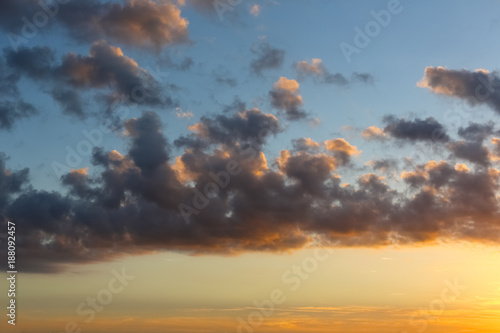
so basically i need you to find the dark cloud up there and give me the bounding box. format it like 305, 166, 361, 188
0, 58, 37, 129
418, 66, 500, 113
0, 0, 40, 32
57, 41, 167, 106
0, 154, 29, 211
383, 116, 450, 142
3, 41, 174, 119
175, 108, 281, 149
124, 112, 170, 175
0, 100, 36, 130
457, 121, 498, 142
4, 45, 55, 80
1, 109, 500, 273
447, 140, 491, 167
250, 42, 285, 75
50, 87, 85, 118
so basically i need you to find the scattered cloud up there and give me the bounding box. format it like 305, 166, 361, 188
294, 58, 374, 86
269, 77, 308, 120
250, 42, 285, 75
418, 66, 500, 113
383, 116, 450, 143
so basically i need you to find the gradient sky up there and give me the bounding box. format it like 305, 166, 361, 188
1, 0, 500, 332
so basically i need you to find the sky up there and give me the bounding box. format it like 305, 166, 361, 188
0, 0, 500, 332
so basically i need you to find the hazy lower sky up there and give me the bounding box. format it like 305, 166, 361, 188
1, 0, 500, 332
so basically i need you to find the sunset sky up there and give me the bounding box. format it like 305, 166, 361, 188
1, 0, 500, 332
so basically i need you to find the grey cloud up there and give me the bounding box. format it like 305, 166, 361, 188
383, 116, 450, 142
250, 42, 285, 75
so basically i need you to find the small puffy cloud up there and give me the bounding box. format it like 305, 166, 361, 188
295, 58, 324, 76
362, 126, 387, 141
324, 138, 361, 165
269, 77, 308, 120
324, 138, 360, 156
250, 42, 285, 75
273, 76, 300, 92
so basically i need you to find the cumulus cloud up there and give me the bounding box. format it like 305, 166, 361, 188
2, 108, 500, 273
176, 108, 281, 149
418, 66, 500, 113
362, 126, 387, 141
250, 42, 285, 75
2, 0, 189, 50
324, 138, 361, 165
269, 77, 308, 120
